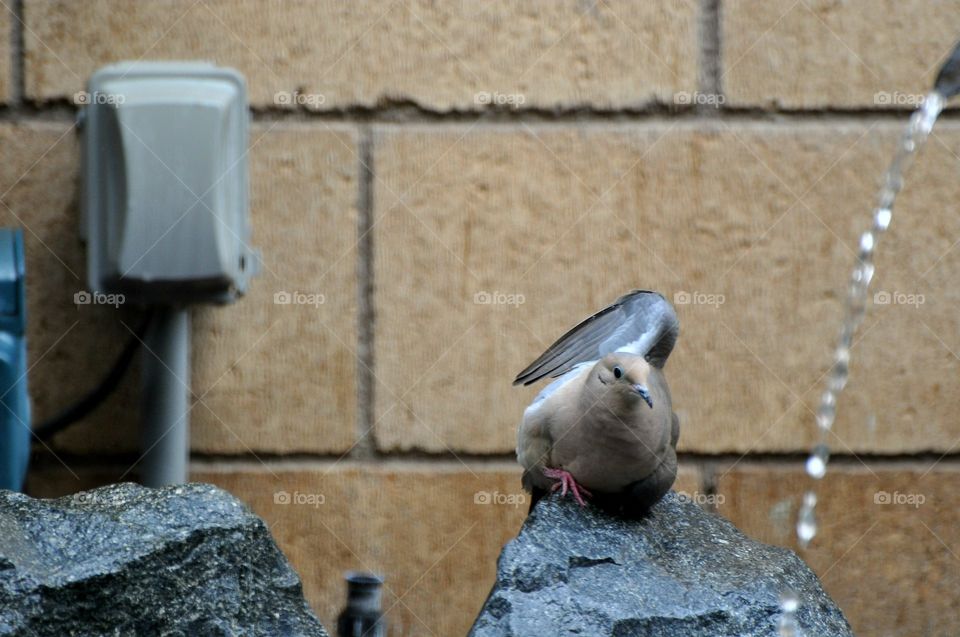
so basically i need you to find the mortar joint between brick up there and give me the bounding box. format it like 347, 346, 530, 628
696, 462, 719, 513
9, 103, 960, 125
9, 0, 24, 106
696, 0, 723, 117
352, 124, 377, 460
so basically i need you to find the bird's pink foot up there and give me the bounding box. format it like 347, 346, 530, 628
542, 467, 592, 506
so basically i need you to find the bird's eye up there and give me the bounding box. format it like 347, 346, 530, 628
613, 366, 623, 379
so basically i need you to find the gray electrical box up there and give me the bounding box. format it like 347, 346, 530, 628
82, 61, 256, 304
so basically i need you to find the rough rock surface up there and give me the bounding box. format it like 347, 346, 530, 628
470, 491, 852, 637
0, 482, 328, 636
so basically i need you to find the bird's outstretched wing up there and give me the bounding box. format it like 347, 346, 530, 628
513, 290, 679, 386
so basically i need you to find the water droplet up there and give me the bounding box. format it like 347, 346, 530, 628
806, 445, 829, 479
820, 391, 836, 408
778, 618, 799, 637
873, 207, 892, 232
780, 589, 800, 614
797, 492, 818, 547
845, 293, 866, 325
827, 373, 847, 393
797, 526, 816, 548
827, 372, 846, 393
816, 406, 835, 431
888, 145, 916, 181
837, 325, 854, 349
884, 172, 903, 196
806, 455, 826, 480
919, 92, 945, 135
828, 350, 849, 392
778, 588, 801, 637
858, 232, 875, 261
878, 186, 896, 210
834, 346, 850, 364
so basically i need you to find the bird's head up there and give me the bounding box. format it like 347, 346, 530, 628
595, 354, 654, 408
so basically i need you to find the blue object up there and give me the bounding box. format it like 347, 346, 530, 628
0, 229, 29, 491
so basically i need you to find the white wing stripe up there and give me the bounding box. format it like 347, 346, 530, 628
525, 363, 592, 415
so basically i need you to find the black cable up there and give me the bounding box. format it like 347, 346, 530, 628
34, 311, 154, 441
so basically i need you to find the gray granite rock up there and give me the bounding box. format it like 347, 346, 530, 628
470, 491, 853, 637
0, 482, 328, 637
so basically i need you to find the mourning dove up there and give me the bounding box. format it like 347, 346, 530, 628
515, 290, 680, 515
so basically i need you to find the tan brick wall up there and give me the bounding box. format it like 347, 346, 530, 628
0, 122, 358, 455
192, 124, 359, 454
723, 0, 960, 108
0, 122, 142, 454
23, 0, 698, 110
6, 2, 960, 635
0, 7, 9, 102
374, 122, 960, 454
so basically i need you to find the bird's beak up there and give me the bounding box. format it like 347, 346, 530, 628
633, 384, 653, 408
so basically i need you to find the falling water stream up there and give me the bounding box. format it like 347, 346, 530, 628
777, 42, 960, 636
